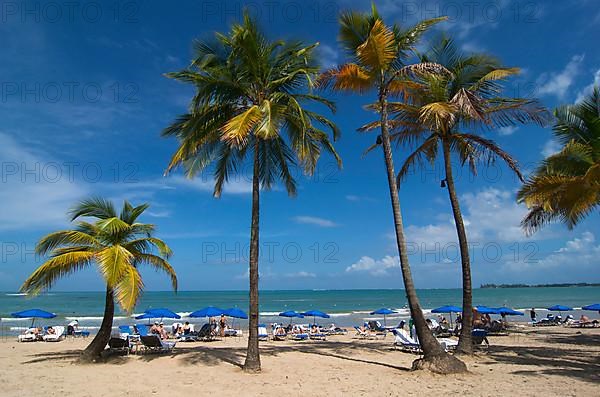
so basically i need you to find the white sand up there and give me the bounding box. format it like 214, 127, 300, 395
1, 326, 598, 396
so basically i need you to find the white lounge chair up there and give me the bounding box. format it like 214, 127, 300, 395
392, 328, 458, 353
17, 328, 39, 342
258, 324, 268, 341
43, 326, 65, 342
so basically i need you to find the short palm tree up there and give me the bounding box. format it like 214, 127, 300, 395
21, 198, 177, 362
162, 14, 340, 372
390, 37, 548, 354
318, 7, 466, 373
518, 87, 600, 232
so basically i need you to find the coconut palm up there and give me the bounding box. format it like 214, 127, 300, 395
20, 198, 177, 362
318, 7, 466, 373
389, 37, 548, 354
518, 87, 600, 233
162, 14, 340, 372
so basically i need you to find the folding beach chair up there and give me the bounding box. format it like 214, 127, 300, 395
107, 337, 130, 355
140, 335, 176, 354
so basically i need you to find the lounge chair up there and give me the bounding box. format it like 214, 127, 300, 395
292, 333, 309, 341
472, 329, 489, 350
392, 329, 458, 353
43, 326, 64, 342
107, 337, 130, 355
140, 335, 176, 354
178, 324, 200, 342
17, 328, 39, 342
354, 326, 379, 339
119, 325, 132, 338
258, 324, 268, 341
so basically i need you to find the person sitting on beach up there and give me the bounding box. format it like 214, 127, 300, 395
275, 326, 286, 336
219, 314, 227, 337
438, 315, 449, 328
150, 321, 160, 335
46, 326, 55, 335
209, 318, 218, 336
310, 324, 318, 333
158, 322, 169, 339
183, 321, 191, 335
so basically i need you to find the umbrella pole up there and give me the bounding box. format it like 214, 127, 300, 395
450, 312, 453, 329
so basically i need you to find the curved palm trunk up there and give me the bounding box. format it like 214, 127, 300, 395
441, 138, 473, 354
80, 286, 114, 362
379, 92, 465, 373
243, 141, 261, 372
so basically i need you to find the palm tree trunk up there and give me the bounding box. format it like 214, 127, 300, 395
243, 140, 261, 372
442, 138, 473, 354
379, 91, 466, 373
79, 285, 114, 363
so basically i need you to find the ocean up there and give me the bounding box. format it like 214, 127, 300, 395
2, 287, 599, 336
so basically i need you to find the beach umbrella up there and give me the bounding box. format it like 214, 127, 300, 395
474, 306, 498, 315
224, 308, 248, 319
189, 306, 225, 318
224, 308, 248, 329
547, 305, 572, 316
431, 305, 462, 327
369, 308, 397, 327
278, 311, 304, 325
11, 309, 56, 327
494, 307, 524, 316
582, 303, 600, 311
301, 310, 330, 326
136, 308, 181, 322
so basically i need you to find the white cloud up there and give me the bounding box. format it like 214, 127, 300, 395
0, 132, 88, 231
284, 271, 316, 279
293, 216, 338, 228
345, 194, 375, 202
576, 68, 600, 103
537, 55, 585, 98
498, 126, 518, 136
504, 231, 600, 272
345, 255, 399, 276
542, 139, 561, 157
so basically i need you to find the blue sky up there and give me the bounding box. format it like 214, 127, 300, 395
0, 0, 599, 291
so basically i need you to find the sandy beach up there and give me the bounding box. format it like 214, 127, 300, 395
1, 326, 598, 396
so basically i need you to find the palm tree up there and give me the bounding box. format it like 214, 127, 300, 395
318, 7, 466, 373
162, 14, 340, 372
20, 198, 177, 362
518, 87, 600, 233
389, 37, 548, 354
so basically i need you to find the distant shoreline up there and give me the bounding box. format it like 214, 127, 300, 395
480, 283, 600, 289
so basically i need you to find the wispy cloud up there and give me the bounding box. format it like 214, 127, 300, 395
576, 68, 600, 102
542, 139, 561, 157
537, 55, 585, 99
284, 271, 316, 279
498, 126, 518, 136
346, 255, 399, 276
293, 215, 338, 228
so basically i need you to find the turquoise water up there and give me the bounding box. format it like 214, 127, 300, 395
2, 288, 599, 335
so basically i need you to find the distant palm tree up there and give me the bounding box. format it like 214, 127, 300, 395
518, 87, 600, 233
390, 37, 548, 354
21, 198, 177, 362
162, 14, 340, 372
318, 6, 466, 373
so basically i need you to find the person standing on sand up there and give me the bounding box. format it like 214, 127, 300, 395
219, 314, 227, 337
530, 308, 537, 323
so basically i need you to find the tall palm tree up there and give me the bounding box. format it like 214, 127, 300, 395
318, 7, 466, 373
518, 87, 600, 233
162, 14, 340, 372
389, 37, 548, 354
21, 198, 177, 362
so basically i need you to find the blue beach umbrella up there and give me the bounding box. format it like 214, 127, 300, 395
582, 303, 600, 311
224, 308, 247, 329
301, 310, 330, 326
547, 305, 572, 316
370, 308, 397, 327
11, 309, 56, 327
224, 308, 248, 319
494, 307, 524, 316
431, 305, 462, 327
136, 308, 181, 322
475, 306, 499, 315
279, 310, 304, 325
189, 306, 225, 318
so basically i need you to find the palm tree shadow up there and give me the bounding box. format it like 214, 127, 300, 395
487, 332, 600, 383
21, 350, 82, 364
